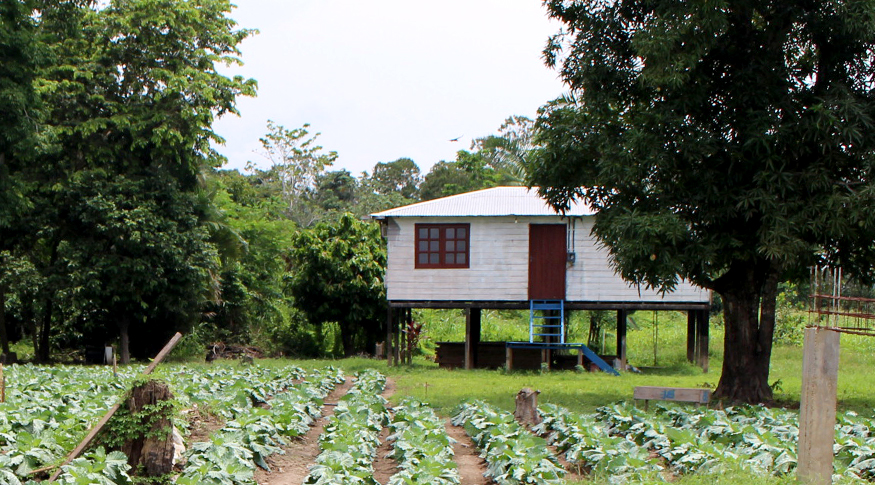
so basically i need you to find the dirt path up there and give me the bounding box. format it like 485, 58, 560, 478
547, 444, 585, 482
445, 420, 491, 485
255, 377, 354, 485
372, 377, 398, 484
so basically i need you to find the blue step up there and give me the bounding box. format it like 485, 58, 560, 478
529, 299, 565, 344
579, 344, 620, 376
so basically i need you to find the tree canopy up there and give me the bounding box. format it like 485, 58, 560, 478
0, 0, 256, 362
287, 214, 386, 356
531, 0, 875, 402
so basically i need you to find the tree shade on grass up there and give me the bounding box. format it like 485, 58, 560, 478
531, 0, 875, 403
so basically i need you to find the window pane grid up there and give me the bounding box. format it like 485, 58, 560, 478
415, 223, 470, 269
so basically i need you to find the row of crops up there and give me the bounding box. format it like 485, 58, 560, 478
531, 402, 875, 484
0, 364, 345, 485
7, 363, 875, 485
303, 369, 461, 485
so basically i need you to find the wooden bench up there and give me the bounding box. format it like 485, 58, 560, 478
633, 386, 710, 410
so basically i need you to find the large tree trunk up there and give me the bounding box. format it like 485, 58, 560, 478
37, 298, 52, 363
0, 285, 9, 355
339, 322, 355, 357
24, 297, 38, 361
119, 316, 131, 364
713, 260, 780, 403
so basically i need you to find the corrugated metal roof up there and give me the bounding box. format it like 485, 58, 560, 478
370, 186, 593, 218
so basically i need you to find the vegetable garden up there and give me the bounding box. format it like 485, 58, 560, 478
2, 362, 875, 484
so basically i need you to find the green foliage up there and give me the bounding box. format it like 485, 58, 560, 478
288, 214, 386, 356
452, 400, 565, 485
773, 292, 806, 346
174, 365, 344, 484
532, 0, 875, 403
99, 394, 176, 451
304, 369, 388, 485
369, 158, 421, 200
388, 398, 460, 485
0, 0, 257, 362
471, 115, 535, 184
419, 150, 517, 201
535, 401, 875, 482
57, 447, 132, 485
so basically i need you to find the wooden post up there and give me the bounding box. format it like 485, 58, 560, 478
405, 309, 413, 365
686, 310, 696, 363
505, 346, 514, 372
616, 309, 627, 370
465, 308, 481, 370
45, 332, 183, 482
393, 309, 400, 366
386, 306, 394, 366
0, 363, 4, 403
696, 310, 709, 372
798, 327, 840, 485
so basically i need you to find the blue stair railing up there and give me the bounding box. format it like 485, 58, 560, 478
529, 300, 565, 343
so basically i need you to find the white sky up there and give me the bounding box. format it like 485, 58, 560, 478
212, 1, 566, 177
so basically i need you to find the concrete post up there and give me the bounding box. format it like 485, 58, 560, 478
798, 327, 841, 485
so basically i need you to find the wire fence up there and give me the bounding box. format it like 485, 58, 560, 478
809, 267, 875, 336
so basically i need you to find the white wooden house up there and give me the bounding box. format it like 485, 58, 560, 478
371, 186, 712, 371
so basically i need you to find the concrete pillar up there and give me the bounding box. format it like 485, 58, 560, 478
798, 327, 840, 485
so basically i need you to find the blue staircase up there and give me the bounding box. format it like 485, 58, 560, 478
578, 344, 620, 376
520, 299, 619, 376
529, 300, 565, 343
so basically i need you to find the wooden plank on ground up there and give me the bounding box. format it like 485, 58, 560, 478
633, 386, 710, 404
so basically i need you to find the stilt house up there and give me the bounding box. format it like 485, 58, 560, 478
371, 186, 711, 372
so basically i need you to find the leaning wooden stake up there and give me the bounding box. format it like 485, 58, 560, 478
44, 332, 183, 482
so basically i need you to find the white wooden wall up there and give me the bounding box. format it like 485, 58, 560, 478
384, 216, 709, 303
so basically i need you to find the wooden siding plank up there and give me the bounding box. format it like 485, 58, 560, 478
385, 215, 709, 303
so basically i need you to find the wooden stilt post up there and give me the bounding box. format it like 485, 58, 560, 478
696, 309, 709, 372
386, 306, 394, 366
616, 309, 627, 370
405, 309, 413, 365
465, 308, 481, 370
393, 309, 400, 366
686, 310, 696, 363
798, 327, 840, 485
505, 346, 514, 372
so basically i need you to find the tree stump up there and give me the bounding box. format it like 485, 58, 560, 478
121, 380, 176, 477
513, 388, 541, 426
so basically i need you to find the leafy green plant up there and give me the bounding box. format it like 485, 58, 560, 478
387, 398, 459, 485
305, 370, 388, 485
452, 400, 565, 485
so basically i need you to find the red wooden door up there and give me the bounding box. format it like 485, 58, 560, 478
528, 224, 567, 300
